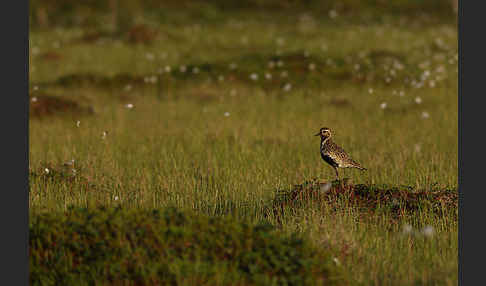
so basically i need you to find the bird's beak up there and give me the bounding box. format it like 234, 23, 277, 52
314, 132, 320, 136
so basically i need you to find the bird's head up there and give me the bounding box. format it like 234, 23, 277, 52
315, 127, 332, 140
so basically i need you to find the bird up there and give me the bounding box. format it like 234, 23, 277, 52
315, 127, 366, 181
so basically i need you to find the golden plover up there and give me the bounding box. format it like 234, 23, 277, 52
315, 127, 366, 181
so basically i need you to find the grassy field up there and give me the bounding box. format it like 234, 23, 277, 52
29, 1, 458, 285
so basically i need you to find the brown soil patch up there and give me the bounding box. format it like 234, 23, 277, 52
30, 95, 94, 118
272, 179, 457, 218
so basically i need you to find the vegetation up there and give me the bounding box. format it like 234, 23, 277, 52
29, 0, 458, 284
30, 207, 343, 285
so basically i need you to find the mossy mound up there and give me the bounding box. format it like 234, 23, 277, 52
273, 179, 457, 218
30, 207, 343, 285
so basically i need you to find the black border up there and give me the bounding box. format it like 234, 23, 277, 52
459, 0, 482, 285
0, 0, 29, 284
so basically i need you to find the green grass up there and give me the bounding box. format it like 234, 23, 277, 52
29, 2, 457, 285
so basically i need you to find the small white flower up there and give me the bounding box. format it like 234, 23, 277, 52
224, 112, 230, 117
76, 120, 80, 127
265, 73, 272, 80
402, 224, 413, 235
380, 102, 387, 109
319, 182, 332, 193
114, 196, 119, 201
415, 97, 422, 104
72, 169, 77, 175
421, 226, 435, 237
250, 73, 259, 81
429, 80, 436, 88
125, 103, 134, 109
308, 63, 316, 71
31, 97, 38, 102
329, 10, 338, 19
164, 65, 171, 73
421, 111, 430, 119
44, 168, 50, 174
368, 88, 373, 94
145, 53, 155, 61
333, 257, 340, 266
283, 83, 292, 92
102, 131, 108, 139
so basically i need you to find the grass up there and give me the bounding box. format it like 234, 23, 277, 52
29, 2, 457, 285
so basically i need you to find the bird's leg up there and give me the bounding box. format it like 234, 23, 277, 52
334, 167, 344, 189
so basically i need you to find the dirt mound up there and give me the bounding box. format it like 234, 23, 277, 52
273, 179, 457, 217
29, 95, 94, 118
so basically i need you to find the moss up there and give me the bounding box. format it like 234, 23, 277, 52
30, 207, 343, 285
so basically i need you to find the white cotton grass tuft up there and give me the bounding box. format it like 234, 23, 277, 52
402, 224, 413, 235
319, 182, 332, 193
415, 97, 422, 104
125, 103, 134, 109
421, 111, 430, 119
421, 225, 435, 237
380, 102, 387, 109
283, 83, 292, 92
333, 257, 340, 266
224, 112, 230, 117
